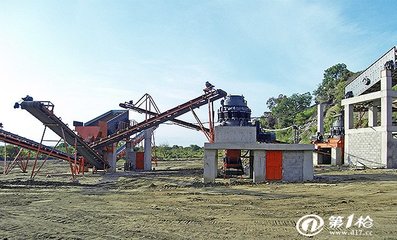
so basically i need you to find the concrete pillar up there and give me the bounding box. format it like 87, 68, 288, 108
144, 128, 153, 171
381, 70, 393, 129
105, 144, 117, 173
380, 70, 392, 167
381, 69, 392, 91
253, 150, 266, 183
312, 151, 323, 165
317, 103, 324, 134
331, 147, 342, 165
303, 150, 314, 181
3, 142, 6, 175
368, 103, 378, 127
203, 149, 218, 183
343, 133, 350, 166
345, 104, 354, 130
343, 102, 353, 166
125, 141, 136, 171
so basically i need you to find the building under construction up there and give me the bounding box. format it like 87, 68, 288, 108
313, 46, 397, 169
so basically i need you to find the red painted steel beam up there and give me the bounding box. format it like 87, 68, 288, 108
119, 103, 210, 133
91, 88, 226, 149
0, 129, 73, 162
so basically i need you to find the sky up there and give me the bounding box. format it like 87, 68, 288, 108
0, 0, 397, 146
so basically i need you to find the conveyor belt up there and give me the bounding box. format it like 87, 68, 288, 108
0, 129, 73, 161
91, 88, 227, 149
345, 46, 397, 97
119, 103, 210, 133
19, 101, 109, 169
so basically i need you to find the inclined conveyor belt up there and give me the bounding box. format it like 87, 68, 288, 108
19, 101, 109, 169
0, 128, 73, 161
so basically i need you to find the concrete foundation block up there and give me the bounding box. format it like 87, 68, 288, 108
214, 126, 256, 143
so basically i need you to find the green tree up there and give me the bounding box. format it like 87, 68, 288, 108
313, 63, 352, 103
266, 92, 312, 128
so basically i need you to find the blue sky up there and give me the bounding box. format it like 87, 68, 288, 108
1, 0, 397, 146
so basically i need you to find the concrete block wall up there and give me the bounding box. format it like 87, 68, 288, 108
345, 131, 382, 167
282, 151, 313, 182
282, 151, 303, 182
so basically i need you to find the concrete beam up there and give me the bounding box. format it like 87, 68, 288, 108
345, 126, 397, 133
341, 91, 381, 106
341, 90, 397, 106
204, 142, 314, 151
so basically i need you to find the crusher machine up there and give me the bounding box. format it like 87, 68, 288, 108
217, 95, 275, 176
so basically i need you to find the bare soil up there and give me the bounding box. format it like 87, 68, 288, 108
0, 159, 396, 239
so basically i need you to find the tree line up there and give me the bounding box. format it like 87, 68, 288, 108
260, 63, 354, 143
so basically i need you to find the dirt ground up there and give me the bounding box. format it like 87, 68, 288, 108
0, 159, 396, 240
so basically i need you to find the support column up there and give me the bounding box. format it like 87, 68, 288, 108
380, 70, 393, 167
3, 142, 6, 175
331, 147, 342, 165
345, 104, 354, 130
125, 141, 136, 171
312, 151, 323, 165
317, 103, 324, 134
368, 103, 378, 127
203, 149, 218, 183
344, 103, 353, 166
253, 150, 265, 183
380, 70, 392, 129
144, 128, 153, 171
303, 150, 314, 181
105, 144, 117, 173
249, 150, 253, 179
